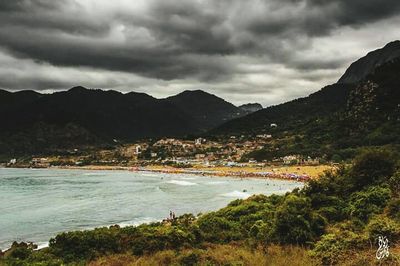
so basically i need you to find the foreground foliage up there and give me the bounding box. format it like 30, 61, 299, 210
1, 150, 399, 265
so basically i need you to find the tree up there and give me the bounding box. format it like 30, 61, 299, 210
269, 195, 325, 244
350, 150, 396, 189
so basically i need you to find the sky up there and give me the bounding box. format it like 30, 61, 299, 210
0, 0, 399, 106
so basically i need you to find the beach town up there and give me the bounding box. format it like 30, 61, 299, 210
4, 136, 332, 181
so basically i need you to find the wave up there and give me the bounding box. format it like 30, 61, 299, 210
118, 217, 158, 227
268, 188, 293, 194
35, 242, 49, 250
167, 180, 197, 186
180, 177, 196, 180
206, 181, 227, 185
221, 190, 250, 199
83, 173, 105, 176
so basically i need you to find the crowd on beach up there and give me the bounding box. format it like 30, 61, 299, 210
132, 167, 311, 182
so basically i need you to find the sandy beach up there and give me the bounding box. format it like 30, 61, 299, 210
131, 164, 333, 181
9, 163, 333, 182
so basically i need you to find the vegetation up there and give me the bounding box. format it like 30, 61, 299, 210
213, 58, 400, 162
1, 150, 399, 265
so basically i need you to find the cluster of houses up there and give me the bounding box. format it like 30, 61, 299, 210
7, 122, 321, 167
120, 135, 320, 167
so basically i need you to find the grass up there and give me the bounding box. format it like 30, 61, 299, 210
89, 244, 316, 266
88, 243, 400, 266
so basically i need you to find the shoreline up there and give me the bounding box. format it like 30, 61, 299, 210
2, 164, 333, 182
0, 168, 305, 253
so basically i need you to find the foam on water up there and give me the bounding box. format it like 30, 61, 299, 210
180, 176, 197, 180
118, 217, 158, 227
221, 190, 251, 199
167, 180, 197, 186
83, 173, 105, 176
206, 181, 227, 185
35, 242, 49, 250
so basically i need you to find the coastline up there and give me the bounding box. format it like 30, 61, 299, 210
0, 167, 304, 253
2, 164, 332, 181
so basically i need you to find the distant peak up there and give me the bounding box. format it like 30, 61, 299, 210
239, 103, 263, 113
68, 86, 89, 92
168, 89, 219, 100
338, 40, 400, 84
383, 40, 400, 48
179, 89, 209, 95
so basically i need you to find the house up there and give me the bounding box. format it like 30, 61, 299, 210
256, 134, 272, 139
270, 123, 278, 128
282, 155, 299, 165
195, 138, 206, 145
135, 145, 142, 154
31, 157, 50, 168
195, 154, 206, 160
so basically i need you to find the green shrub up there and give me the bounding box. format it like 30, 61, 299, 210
347, 186, 391, 221
387, 198, 400, 221
350, 150, 396, 190
311, 230, 365, 265
366, 216, 400, 243
197, 215, 242, 243
268, 194, 326, 244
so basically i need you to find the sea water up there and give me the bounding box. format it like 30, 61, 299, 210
0, 168, 303, 250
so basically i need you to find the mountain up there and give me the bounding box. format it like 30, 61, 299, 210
213, 83, 352, 135
212, 41, 400, 159
0, 88, 254, 156
338, 40, 400, 84
164, 90, 244, 131
238, 103, 263, 114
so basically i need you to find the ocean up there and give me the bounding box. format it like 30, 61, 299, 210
0, 168, 303, 250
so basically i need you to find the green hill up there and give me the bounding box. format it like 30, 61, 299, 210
211, 42, 400, 160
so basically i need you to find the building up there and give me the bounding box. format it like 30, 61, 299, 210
282, 155, 298, 165
195, 138, 206, 145
256, 134, 272, 139
135, 145, 142, 154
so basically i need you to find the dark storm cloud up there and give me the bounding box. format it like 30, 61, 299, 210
0, 0, 399, 105
247, 0, 400, 37
1, 0, 399, 75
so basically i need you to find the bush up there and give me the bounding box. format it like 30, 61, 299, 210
350, 150, 396, 190
366, 216, 400, 243
389, 171, 400, 197
197, 215, 242, 243
178, 250, 201, 266
268, 195, 326, 244
311, 230, 365, 265
347, 186, 391, 221
387, 198, 400, 221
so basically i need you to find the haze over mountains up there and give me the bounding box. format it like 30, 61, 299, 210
1, 41, 399, 157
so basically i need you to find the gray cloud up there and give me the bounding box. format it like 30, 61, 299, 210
0, 0, 399, 105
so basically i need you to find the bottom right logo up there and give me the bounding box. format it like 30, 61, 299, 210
376, 235, 390, 260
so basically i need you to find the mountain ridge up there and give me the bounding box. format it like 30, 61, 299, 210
338, 40, 400, 84
0, 88, 260, 156
211, 41, 400, 159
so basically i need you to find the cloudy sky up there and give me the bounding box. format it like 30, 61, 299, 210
0, 0, 399, 106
